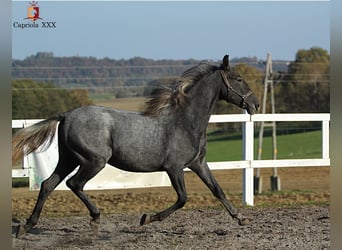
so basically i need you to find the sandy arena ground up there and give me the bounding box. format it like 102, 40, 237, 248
12, 167, 330, 249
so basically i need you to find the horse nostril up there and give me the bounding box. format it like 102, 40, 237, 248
256, 104, 260, 110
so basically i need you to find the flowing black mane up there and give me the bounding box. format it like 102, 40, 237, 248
143, 61, 219, 116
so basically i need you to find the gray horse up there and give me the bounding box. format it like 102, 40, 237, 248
13, 55, 259, 237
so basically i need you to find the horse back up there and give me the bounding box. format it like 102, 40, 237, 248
59, 106, 169, 171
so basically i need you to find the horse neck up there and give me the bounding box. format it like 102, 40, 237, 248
178, 71, 221, 133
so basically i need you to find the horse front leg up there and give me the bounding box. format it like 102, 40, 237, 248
189, 159, 250, 226
140, 167, 187, 225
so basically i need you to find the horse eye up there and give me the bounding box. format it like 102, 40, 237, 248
237, 77, 243, 82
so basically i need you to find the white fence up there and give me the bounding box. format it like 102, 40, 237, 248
12, 113, 330, 206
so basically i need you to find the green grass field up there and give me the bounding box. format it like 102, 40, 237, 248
206, 130, 322, 162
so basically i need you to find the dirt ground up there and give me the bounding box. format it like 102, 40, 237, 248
12, 206, 329, 249
12, 167, 330, 249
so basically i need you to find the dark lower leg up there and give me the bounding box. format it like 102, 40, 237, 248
140, 168, 187, 225
190, 163, 249, 225
66, 178, 101, 235
66, 179, 101, 221
17, 172, 63, 237
65, 163, 106, 235
140, 195, 186, 225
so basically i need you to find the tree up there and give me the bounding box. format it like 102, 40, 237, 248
12, 79, 93, 119
277, 47, 330, 113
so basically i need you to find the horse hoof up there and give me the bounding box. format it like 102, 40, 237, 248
238, 217, 250, 226
140, 214, 151, 225
16, 225, 27, 238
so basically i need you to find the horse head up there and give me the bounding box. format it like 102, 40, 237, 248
219, 55, 259, 115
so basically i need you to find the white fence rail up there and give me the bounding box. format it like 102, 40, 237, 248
12, 113, 330, 206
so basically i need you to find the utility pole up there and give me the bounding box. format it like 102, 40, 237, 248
254, 53, 280, 194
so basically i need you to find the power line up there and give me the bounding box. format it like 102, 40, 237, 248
11, 64, 195, 70
12, 76, 176, 80
11, 77, 330, 84
12, 85, 148, 91
11, 61, 328, 70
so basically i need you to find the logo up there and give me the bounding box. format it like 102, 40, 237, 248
25, 1, 42, 21
13, 1, 56, 30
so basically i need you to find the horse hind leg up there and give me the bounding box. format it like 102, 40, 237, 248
16, 159, 78, 238
140, 167, 187, 225
65, 161, 105, 235
189, 161, 249, 226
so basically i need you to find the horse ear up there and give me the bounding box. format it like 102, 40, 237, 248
222, 55, 229, 70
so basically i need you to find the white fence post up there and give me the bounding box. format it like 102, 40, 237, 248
242, 111, 254, 206
322, 120, 329, 159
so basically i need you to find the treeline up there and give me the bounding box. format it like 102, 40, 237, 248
12, 52, 288, 98
276, 48, 330, 113
12, 52, 199, 90
12, 47, 329, 122
12, 79, 93, 119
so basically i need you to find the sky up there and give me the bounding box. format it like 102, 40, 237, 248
12, 1, 330, 61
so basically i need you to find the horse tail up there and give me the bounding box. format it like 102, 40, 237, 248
12, 113, 65, 163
